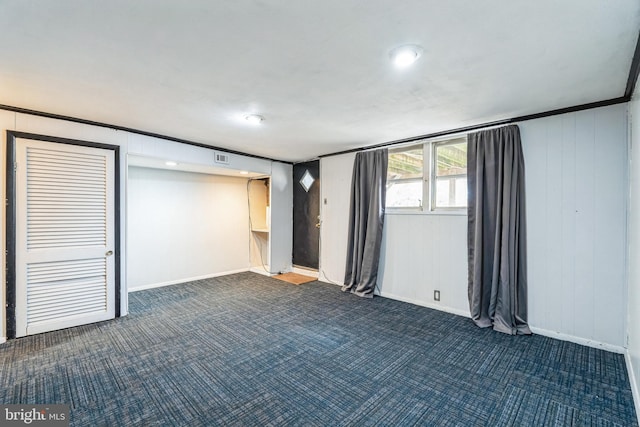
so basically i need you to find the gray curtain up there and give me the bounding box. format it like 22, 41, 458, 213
343, 149, 388, 298
467, 125, 531, 335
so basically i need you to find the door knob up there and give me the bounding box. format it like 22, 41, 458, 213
106, 250, 113, 256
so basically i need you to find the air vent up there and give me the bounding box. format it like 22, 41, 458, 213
215, 153, 229, 165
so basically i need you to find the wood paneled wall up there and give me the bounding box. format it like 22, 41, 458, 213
522, 104, 628, 348
320, 104, 629, 350
627, 89, 640, 421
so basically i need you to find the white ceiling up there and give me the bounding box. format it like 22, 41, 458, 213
1, 1, 639, 162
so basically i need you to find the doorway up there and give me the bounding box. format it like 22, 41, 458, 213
6, 132, 119, 338
292, 160, 320, 270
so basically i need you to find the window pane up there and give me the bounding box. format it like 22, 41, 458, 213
433, 139, 467, 209
388, 148, 423, 180
386, 180, 422, 208
455, 177, 467, 206
435, 177, 467, 208
436, 142, 467, 177
435, 179, 450, 207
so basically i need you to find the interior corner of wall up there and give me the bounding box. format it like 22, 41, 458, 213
624, 349, 640, 426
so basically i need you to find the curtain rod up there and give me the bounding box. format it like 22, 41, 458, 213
318, 96, 628, 158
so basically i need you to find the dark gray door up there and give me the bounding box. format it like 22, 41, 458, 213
293, 160, 320, 269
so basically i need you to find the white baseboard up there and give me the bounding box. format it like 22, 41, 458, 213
249, 267, 273, 276
128, 268, 250, 292
368, 292, 626, 355
292, 267, 319, 278
529, 326, 625, 354
318, 275, 343, 287
378, 291, 472, 319
318, 283, 470, 318
625, 350, 640, 426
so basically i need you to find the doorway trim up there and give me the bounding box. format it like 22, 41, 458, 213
5, 131, 121, 339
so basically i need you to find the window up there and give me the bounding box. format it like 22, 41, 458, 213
386, 146, 424, 208
386, 136, 467, 212
432, 138, 467, 209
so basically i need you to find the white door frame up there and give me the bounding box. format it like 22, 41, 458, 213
4, 131, 121, 338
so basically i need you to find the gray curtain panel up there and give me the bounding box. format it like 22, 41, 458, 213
467, 125, 531, 335
343, 149, 388, 298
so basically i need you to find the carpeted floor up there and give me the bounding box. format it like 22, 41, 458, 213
0, 272, 637, 426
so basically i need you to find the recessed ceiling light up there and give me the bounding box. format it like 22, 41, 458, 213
389, 45, 423, 68
239, 171, 249, 175
165, 161, 178, 166
244, 114, 264, 125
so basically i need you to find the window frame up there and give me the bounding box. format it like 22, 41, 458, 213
385, 135, 468, 215
386, 144, 427, 210
430, 137, 468, 212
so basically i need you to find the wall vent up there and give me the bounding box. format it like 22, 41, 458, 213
215, 153, 229, 165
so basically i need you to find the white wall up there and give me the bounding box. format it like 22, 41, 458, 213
127, 132, 272, 177
127, 129, 293, 278
319, 152, 356, 285
127, 167, 250, 290
269, 161, 293, 275
0, 111, 130, 341
379, 214, 469, 316
627, 89, 640, 417
319, 152, 469, 316
319, 103, 629, 350
1, 109, 292, 341
522, 104, 628, 350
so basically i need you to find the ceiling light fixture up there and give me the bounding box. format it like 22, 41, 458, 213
239, 171, 249, 175
165, 161, 178, 166
244, 114, 264, 125
389, 45, 423, 68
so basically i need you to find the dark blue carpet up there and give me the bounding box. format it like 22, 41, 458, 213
1, 272, 637, 426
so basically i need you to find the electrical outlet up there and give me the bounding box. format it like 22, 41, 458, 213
434, 290, 440, 301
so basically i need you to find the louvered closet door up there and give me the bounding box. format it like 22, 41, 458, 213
15, 138, 115, 337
